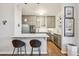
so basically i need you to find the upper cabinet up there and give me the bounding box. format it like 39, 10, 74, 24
22, 15, 36, 25
36, 16, 45, 28
47, 16, 55, 28
22, 15, 55, 28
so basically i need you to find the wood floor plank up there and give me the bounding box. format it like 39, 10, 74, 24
47, 40, 64, 56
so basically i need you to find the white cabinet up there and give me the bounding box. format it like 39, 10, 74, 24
36, 16, 45, 27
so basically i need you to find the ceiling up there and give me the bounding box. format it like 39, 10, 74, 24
21, 3, 63, 16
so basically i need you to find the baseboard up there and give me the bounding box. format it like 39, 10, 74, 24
0, 51, 47, 54
0, 52, 12, 54
0, 51, 48, 56
77, 53, 79, 56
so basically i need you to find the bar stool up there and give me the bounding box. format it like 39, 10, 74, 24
12, 39, 26, 56
30, 39, 41, 56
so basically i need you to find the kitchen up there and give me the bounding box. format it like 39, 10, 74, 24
12, 3, 62, 55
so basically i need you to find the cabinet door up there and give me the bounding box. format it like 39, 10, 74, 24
22, 15, 36, 25
57, 35, 61, 49
36, 16, 45, 28
47, 16, 55, 28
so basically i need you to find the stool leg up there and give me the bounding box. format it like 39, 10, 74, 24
31, 47, 33, 56
17, 48, 19, 55
24, 45, 26, 55
12, 48, 15, 56
20, 47, 22, 55
38, 47, 41, 56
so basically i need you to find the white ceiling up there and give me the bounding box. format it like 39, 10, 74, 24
21, 3, 63, 16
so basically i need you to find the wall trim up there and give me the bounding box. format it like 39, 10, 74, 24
0, 51, 47, 54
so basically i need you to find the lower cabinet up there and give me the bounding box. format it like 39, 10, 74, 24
53, 34, 61, 50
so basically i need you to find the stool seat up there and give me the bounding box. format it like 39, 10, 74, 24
30, 40, 41, 47
30, 39, 41, 56
12, 40, 25, 48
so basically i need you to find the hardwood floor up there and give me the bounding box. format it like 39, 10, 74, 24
47, 40, 64, 56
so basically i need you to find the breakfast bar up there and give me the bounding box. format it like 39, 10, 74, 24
11, 33, 49, 55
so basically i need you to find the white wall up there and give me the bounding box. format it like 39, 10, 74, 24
0, 4, 14, 54
55, 9, 63, 35
61, 3, 77, 54
74, 4, 79, 55
14, 4, 22, 35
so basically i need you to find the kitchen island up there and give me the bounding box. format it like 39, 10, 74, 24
11, 33, 49, 55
